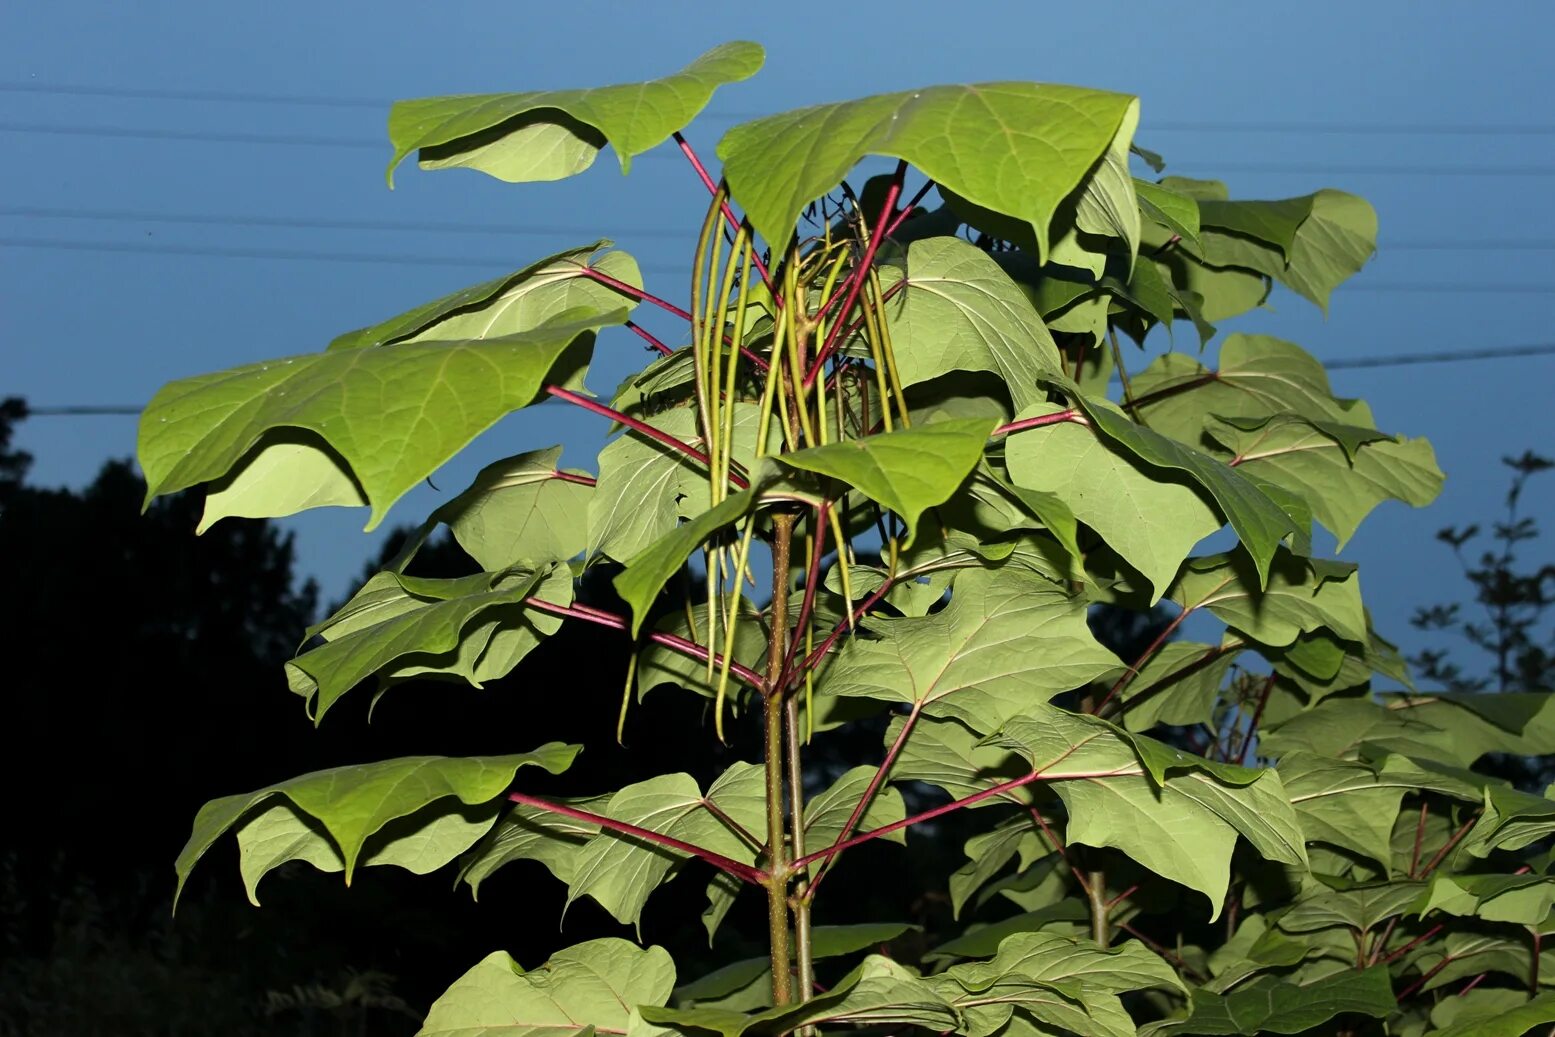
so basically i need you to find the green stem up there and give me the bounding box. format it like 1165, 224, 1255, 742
785, 694, 814, 1004
764, 512, 796, 1006
1087, 869, 1110, 945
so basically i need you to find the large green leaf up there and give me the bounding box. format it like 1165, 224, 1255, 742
590, 404, 771, 563
1072, 98, 1142, 269
1191, 190, 1378, 314
1132, 335, 1362, 446
821, 567, 1118, 733
1196, 196, 1314, 257
717, 83, 1136, 259
994, 708, 1306, 912
1145, 965, 1395, 1035
613, 488, 757, 637
234, 796, 505, 905
1416, 873, 1555, 925
174, 746, 578, 900
1262, 695, 1555, 767
418, 938, 675, 1037
589, 407, 709, 563
804, 765, 908, 851
1114, 641, 1237, 733
459, 793, 610, 896
428, 447, 592, 569
1277, 881, 1425, 934
947, 819, 1051, 918
1466, 785, 1555, 856
140, 310, 620, 530
1205, 411, 1442, 548
674, 923, 918, 1012
1050, 381, 1299, 586
566, 766, 765, 926
1136, 179, 1202, 252
330, 244, 640, 351
884, 237, 1064, 412
934, 930, 1185, 1037
195, 247, 636, 531
197, 436, 366, 532
388, 42, 763, 184
1429, 992, 1555, 1037
1170, 550, 1367, 649
892, 713, 1031, 802
1277, 752, 1417, 868
774, 418, 995, 548
647, 956, 961, 1037
1006, 402, 1222, 600
285, 566, 554, 719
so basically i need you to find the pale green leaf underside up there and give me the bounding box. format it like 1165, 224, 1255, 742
822, 567, 1117, 732
1007, 404, 1221, 601
330, 244, 639, 351
433, 446, 593, 569
174, 746, 578, 902
388, 42, 764, 184
773, 417, 997, 548
1146, 965, 1395, 1035
566, 767, 765, 926
717, 82, 1136, 260
418, 939, 675, 1037
995, 708, 1306, 913
1050, 381, 1298, 587
886, 237, 1065, 413
1171, 550, 1367, 650
139, 310, 622, 530
287, 567, 554, 720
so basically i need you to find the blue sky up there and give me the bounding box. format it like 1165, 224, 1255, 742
4, 1, 1552, 668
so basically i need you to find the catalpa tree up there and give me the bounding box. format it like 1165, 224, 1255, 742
140, 41, 1555, 1037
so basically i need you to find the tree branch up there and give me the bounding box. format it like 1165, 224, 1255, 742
521, 596, 767, 690
544, 385, 749, 488
788, 761, 1134, 871
807, 701, 923, 892
506, 791, 765, 885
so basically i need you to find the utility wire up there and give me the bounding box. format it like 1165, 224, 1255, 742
0, 206, 691, 241
4, 122, 1555, 176
1325, 343, 1555, 369
6, 238, 1555, 295
8, 81, 1555, 137
27, 343, 1555, 418
4, 207, 1553, 251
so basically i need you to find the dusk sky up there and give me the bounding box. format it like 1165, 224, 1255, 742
4, 1, 1552, 667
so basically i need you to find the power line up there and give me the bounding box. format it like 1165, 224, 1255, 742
5, 122, 1555, 177
0, 206, 691, 241
1325, 343, 1555, 369
4, 207, 1553, 251
1177, 161, 1555, 177
0, 235, 616, 270
25, 344, 1555, 420
8, 81, 1555, 137
5, 238, 1555, 295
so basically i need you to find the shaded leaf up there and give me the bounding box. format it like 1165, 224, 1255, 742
774, 418, 996, 548
885, 237, 1064, 412
718, 82, 1136, 260
175, 746, 578, 901
389, 43, 763, 184
1007, 402, 1221, 600
822, 567, 1117, 733
140, 310, 620, 529
1145, 965, 1394, 1035
993, 708, 1306, 912
418, 938, 675, 1037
